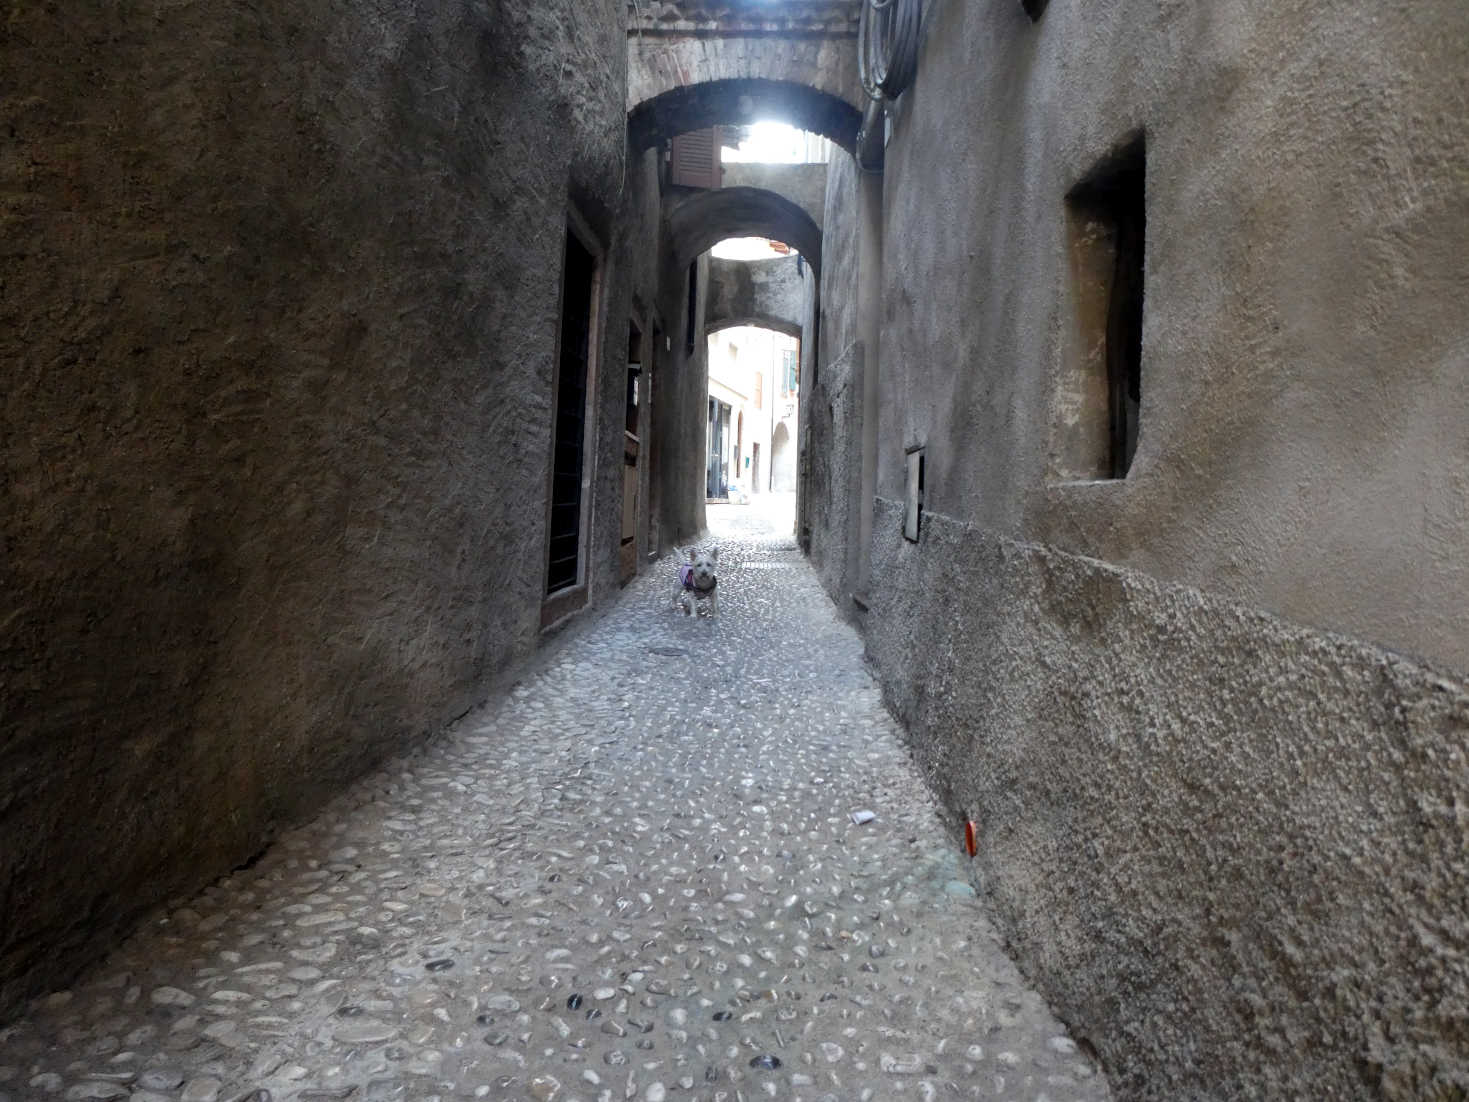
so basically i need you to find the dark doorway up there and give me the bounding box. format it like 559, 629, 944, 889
547, 228, 597, 595
621, 321, 643, 586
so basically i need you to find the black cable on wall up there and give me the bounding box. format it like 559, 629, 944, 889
858, 0, 922, 101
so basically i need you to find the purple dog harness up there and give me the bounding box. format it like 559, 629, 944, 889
679, 564, 716, 594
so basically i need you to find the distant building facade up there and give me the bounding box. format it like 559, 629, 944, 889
707, 325, 800, 501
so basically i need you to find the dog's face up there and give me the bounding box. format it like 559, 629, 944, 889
686, 546, 719, 591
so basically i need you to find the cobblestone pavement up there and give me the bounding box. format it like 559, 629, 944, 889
0, 497, 1110, 1102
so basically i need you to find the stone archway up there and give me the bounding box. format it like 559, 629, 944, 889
770, 422, 795, 493
627, 3, 864, 150
630, 78, 863, 153
668, 187, 823, 273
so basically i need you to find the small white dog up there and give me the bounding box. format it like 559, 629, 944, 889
673, 546, 719, 617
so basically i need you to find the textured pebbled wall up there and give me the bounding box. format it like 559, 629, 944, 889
867, 500, 1469, 1099
0, 0, 670, 1012
797, 0, 1469, 1095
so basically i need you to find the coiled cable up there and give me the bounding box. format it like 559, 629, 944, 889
858, 0, 922, 101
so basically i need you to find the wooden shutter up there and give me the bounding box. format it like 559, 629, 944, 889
670, 127, 721, 189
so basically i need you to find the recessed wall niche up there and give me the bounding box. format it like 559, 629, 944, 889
904, 447, 925, 542
1054, 134, 1147, 481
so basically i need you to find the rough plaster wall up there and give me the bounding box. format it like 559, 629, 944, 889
0, 0, 653, 1012
867, 499, 1469, 1099
800, 152, 862, 602
706, 256, 805, 337
878, 0, 1469, 672
588, 153, 667, 599
801, 0, 1469, 1094
653, 251, 711, 552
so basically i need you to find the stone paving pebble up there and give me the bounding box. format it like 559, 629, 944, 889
0, 497, 1110, 1102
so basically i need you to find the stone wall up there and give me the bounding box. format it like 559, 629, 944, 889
625, 3, 862, 110
626, 0, 862, 37
800, 152, 863, 604
653, 252, 711, 553
0, 0, 674, 1013
801, 0, 1469, 1095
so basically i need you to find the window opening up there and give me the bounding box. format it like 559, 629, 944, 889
719, 122, 831, 165
1065, 135, 1146, 479
781, 348, 798, 396
671, 127, 722, 189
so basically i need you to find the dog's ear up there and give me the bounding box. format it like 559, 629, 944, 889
710, 546, 720, 563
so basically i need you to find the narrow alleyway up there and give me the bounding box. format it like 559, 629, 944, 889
0, 498, 1109, 1102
